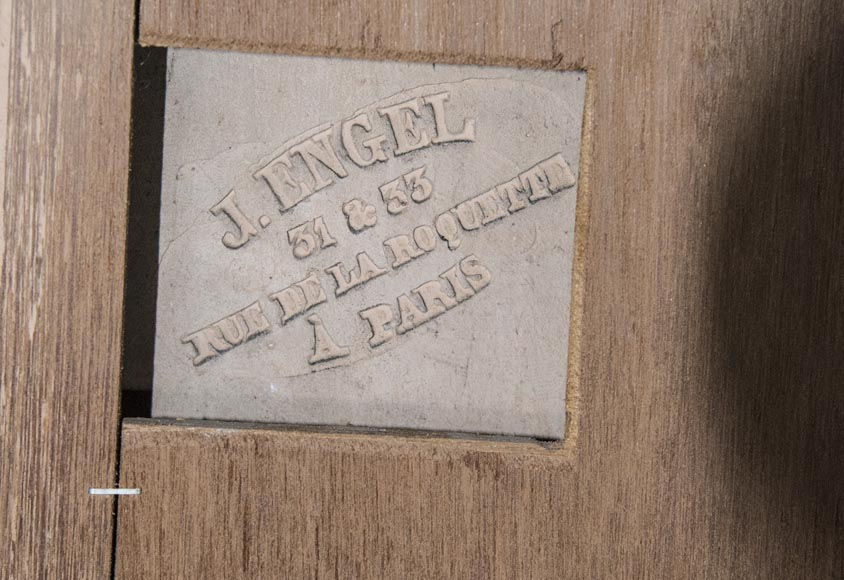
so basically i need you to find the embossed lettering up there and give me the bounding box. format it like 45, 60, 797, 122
185, 148, 571, 367
250, 89, 476, 215
540, 153, 577, 192
403, 166, 433, 202
181, 326, 230, 366
497, 177, 528, 213
378, 97, 431, 155
439, 264, 475, 302
396, 256, 491, 335
307, 314, 350, 364
396, 294, 430, 334
459, 254, 492, 291
519, 164, 553, 202
474, 188, 509, 225
361, 256, 492, 344
209, 190, 259, 249
181, 301, 271, 366
254, 152, 313, 211
289, 127, 349, 192
325, 251, 388, 296
452, 200, 483, 231
342, 199, 378, 233
415, 279, 458, 314
358, 304, 396, 347
379, 176, 409, 215
341, 113, 388, 167
519, 154, 575, 201
445, 153, 578, 237
434, 212, 462, 250
269, 272, 327, 323
379, 166, 434, 215
383, 233, 424, 268
240, 302, 274, 335
423, 91, 476, 144
216, 315, 248, 345
412, 225, 437, 252
287, 216, 337, 259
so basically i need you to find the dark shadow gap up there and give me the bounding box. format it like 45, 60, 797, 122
111, 39, 166, 580
119, 45, 166, 418
123, 417, 559, 447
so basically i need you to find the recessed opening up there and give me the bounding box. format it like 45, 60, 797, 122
120, 46, 584, 443
120, 44, 166, 419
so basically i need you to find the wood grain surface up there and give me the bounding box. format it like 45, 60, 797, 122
0, 0, 134, 578
119, 0, 844, 578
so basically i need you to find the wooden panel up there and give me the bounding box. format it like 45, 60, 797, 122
122, 0, 844, 578
0, 0, 135, 577
118, 421, 576, 579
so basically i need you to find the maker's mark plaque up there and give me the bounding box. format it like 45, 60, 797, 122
153, 49, 586, 439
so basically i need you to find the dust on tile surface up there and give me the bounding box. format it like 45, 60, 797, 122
153, 48, 586, 439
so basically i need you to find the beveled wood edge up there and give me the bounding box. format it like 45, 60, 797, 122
122, 418, 575, 468
138, 33, 581, 71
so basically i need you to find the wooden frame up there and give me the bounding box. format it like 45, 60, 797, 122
0, 0, 134, 577
116, 30, 594, 576
2, 0, 842, 578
